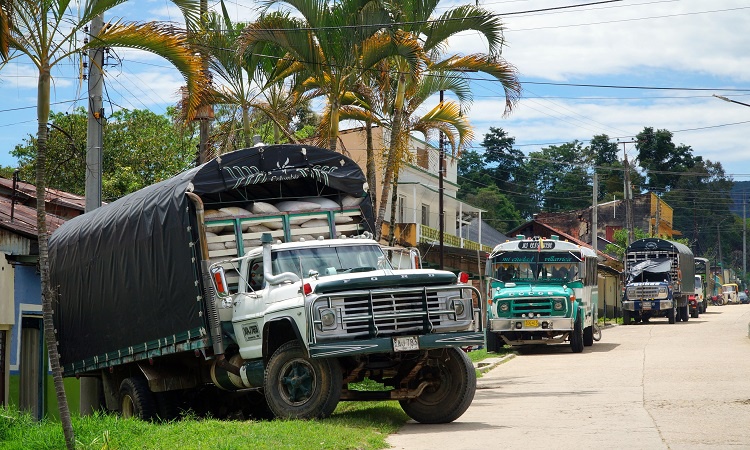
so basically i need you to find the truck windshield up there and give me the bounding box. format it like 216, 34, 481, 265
490, 251, 581, 283
272, 244, 391, 278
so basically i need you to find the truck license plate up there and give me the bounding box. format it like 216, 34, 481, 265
393, 336, 419, 352
524, 319, 539, 327
642, 301, 652, 310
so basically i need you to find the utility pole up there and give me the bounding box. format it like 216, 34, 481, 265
654, 193, 661, 238
81, 13, 105, 416
438, 89, 444, 270
619, 140, 636, 246
196, 0, 213, 164
744, 192, 747, 282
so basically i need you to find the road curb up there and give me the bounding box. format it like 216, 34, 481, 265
474, 353, 516, 375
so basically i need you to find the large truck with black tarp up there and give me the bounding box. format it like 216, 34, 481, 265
50, 144, 482, 423
621, 238, 695, 324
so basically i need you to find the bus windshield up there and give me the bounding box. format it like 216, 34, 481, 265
490, 251, 582, 283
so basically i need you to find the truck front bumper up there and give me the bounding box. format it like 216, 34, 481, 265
307, 331, 484, 358
622, 299, 673, 311
488, 317, 574, 332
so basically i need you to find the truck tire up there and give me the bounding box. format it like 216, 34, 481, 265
583, 324, 594, 347
399, 348, 476, 424
690, 307, 699, 319
264, 340, 342, 420
667, 306, 676, 324
486, 329, 502, 353
622, 309, 632, 325
680, 305, 689, 322
570, 315, 584, 353
154, 391, 180, 422
120, 376, 156, 421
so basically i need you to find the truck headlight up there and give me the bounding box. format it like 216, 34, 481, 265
553, 300, 564, 311
451, 300, 465, 317
499, 302, 510, 312
320, 308, 336, 328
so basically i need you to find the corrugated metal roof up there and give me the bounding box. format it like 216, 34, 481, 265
0, 195, 66, 239
0, 177, 86, 212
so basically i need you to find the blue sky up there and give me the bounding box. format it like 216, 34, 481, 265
1, 0, 749, 181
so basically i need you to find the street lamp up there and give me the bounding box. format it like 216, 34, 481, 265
713, 94, 750, 108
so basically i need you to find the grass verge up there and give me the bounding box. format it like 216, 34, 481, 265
0, 402, 409, 450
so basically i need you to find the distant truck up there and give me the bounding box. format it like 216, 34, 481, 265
622, 238, 695, 324
484, 235, 600, 353
50, 144, 483, 423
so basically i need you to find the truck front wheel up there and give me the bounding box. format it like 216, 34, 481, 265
120, 376, 156, 421
264, 340, 342, 420
622, 309, 632, 325
570, 315, 584, 353
399, 348, 476, 424
667, 306, 676, 324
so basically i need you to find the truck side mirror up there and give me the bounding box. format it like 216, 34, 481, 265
210, 265, 230, 298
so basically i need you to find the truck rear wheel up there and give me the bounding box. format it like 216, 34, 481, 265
583, 324, 594, 347
264, 340, 342, 420
570, 315, 584, 353
679, 305, 689, 322
399, 348, 476, 424
120, 376, 156, 421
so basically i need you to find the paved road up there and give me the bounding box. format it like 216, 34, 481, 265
388, 304, 750, 449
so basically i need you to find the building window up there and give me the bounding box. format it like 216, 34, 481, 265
421, 204, 430, 226
398, 195, 406, 222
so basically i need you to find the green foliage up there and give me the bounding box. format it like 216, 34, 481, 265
8, 107, 197, 202
463, 185, 522, 232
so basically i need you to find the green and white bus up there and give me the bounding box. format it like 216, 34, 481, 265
485, 235, 599, 353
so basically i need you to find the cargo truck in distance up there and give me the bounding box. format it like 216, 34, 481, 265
50, 144, 483, 424
621, 238, 695, 324
484, 235, 600, 353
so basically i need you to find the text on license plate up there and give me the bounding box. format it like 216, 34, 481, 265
524, 319, 539, 327
642, 301, 651, 310
393, 336, 419, 352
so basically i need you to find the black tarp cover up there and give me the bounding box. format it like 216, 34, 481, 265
51, 144, 372, 370
627, 258, 672, 282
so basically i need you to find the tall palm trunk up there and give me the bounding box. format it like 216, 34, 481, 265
242, 105, 252, 148
37, 67, 75, 450
328, 97, 340, 151
375, 72, 407, 240
387, 172, 400, 246
365, 118, 377, 213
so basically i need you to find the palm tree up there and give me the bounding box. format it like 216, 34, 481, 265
374, 1, 521, 241
4, 1, 207, 447
236, 0, 421, 152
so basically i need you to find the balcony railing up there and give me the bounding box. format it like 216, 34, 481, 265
381, 223, 493, 252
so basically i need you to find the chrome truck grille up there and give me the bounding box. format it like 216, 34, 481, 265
627, 284, 662, 299
509, 297, 566, 316
309, 285, 477, 341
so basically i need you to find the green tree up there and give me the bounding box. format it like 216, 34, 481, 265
237, 0, 420, 152
463, 185, 522, 232
10, 107, 198, 201
3, 2, 207, 446
525, 141, 592, 212
374, 0, 520, 240
636, 127, 699, 192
